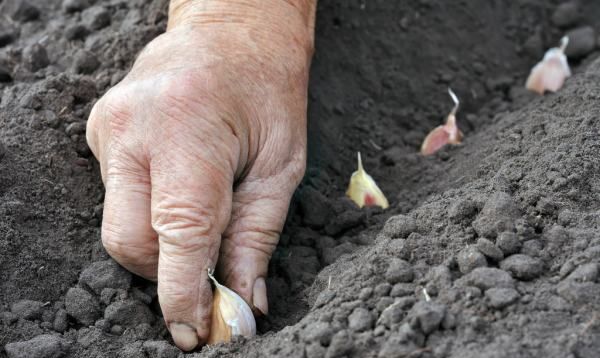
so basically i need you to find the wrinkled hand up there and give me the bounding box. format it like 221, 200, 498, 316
86, 0, 314, 350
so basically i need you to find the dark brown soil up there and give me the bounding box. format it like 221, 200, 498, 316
1, 0, 599, 357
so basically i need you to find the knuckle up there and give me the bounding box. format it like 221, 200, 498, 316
153, 202, 220, 252
290, 155, 307, 183
101, 223, 156, 264
158, 273, 211, 319
94, 89, 135, 137
103, 100, 133, 137
159, 284, 195, 313
225, 229, 278, 259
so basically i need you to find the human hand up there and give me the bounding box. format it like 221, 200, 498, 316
86, 0, 315, 350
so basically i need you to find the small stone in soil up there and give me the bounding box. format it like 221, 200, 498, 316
374, 282, 392, 297
496, 231, 521, 255
358, 287, 373, 301
65, 287, 101, 325
82, 6, 111, 30
382, 214, 416, 239
407, 301, 446, 335
472, 192, 520, 237
303, 321, 334, 345
326, 330, 352, 358
476, 238, 504, 262
1, 312, 18, 324
391, 283, 415, 297
521, 239, 543, 257
485, 287, 519, 309
23, 43, 50, 72
64, 24, 89, 41
564, 263, 599, 283
104, 300, 155, 327
378, 297, 415, 328
385, 258, 414, 284
500, 254, 543, 280
65, 121, 87, 136
3, 0, 40, 22
53, 309, 68, 333
79, 259, 132, 295
62, 0, 92, 13
551, 2, 580, 28
457, 267, 515, 290
10, 299, 44, 320
448, 198, 478, 224
565, 26, 596, 59
72, 49, 100, 74
5, 334, 70, 358
457, 245, 487, 274
376, 297, 395, 313
348, 307, 374, 332
111, 324, 124, 335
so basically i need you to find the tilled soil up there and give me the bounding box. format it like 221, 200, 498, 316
1, 0, 599, 357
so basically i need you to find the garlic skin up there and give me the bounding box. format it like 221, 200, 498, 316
207, 271, 256, 345
526, 36, 571, 95
421, 88, 463, 156
346, 152, 389, 209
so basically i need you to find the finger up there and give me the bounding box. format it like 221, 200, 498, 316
151, 149, 234, 351
218, 159, 305, 316
86, 101, 100, 160
88, 94, 159, 279
101, 153, 159, 280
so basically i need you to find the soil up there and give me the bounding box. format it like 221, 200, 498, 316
1, 0, 599, 357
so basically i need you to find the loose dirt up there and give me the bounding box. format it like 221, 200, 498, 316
1, 0, 599, 357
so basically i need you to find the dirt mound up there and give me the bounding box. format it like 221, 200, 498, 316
1, 0, 599, 357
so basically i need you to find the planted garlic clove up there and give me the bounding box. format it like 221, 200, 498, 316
526, 36, 571, 95
421, 88, 464, 156
207, 270, 256, 345
346, 152, 389, 209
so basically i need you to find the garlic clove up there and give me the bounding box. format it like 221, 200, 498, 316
207, 270, 256, 345
421, 88, 463, 156
526, 36, 571, 95
346, 152, 389, 209
421, 126, 451, 156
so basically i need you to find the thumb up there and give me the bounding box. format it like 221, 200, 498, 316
151, 151, 233, 351
218, 163, 304, 316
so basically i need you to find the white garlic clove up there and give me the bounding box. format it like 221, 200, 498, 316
207, 270, 256, 345
421, 88, 463, 156
346, 152, 389, 209
526, 36, 571, 95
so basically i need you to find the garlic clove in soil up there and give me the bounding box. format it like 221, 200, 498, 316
207, 270, 256, 345
526, 36, 571, 95
421, 88, 464, 156
346, 152, 389, 209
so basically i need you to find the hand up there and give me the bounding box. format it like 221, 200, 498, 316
86, 0, 315, 350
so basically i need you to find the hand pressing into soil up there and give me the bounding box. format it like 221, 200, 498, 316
86, 0, 316, 351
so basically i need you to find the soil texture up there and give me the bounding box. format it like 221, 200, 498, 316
1, 0, 599, 357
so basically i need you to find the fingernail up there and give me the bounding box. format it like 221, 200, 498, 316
170, 322, 198, 351
252, 277, 268, 315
